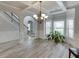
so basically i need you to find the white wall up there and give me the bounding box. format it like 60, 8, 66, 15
0, 12, 19, 43
0, 31, 19, 43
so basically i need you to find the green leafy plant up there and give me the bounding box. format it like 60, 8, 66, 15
47, 31, 65, 43
47, 34, 52, 40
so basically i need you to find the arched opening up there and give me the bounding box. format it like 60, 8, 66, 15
23, 16, 36, 37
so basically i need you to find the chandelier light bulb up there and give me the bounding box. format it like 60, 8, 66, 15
33, 14, 37, 18
41, 17, 43, 19
35, 17, 38, 19
45, 16, 48, 18
33, 14, 38, 19
41, 14, 46, 17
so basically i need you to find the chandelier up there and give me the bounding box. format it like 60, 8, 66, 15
33, 1, 48, 23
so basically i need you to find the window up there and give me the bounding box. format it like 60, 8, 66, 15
66, 8, 75, 39
27, 21, 33, 33
27, 23, 31, 31
68, 20, 74, 39
45, 21, 51, 35
54, 21, 64, 35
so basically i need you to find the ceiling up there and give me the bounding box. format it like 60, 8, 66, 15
0, 1, 79, 17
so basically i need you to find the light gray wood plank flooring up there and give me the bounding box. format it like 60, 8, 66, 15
0, 39, 71, 58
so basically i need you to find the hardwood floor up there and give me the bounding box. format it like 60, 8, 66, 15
0, 39, 71, 58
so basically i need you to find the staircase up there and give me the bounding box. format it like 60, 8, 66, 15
0, 11, 35, 40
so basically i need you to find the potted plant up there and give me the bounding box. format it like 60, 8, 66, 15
47, 31, 65, 43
